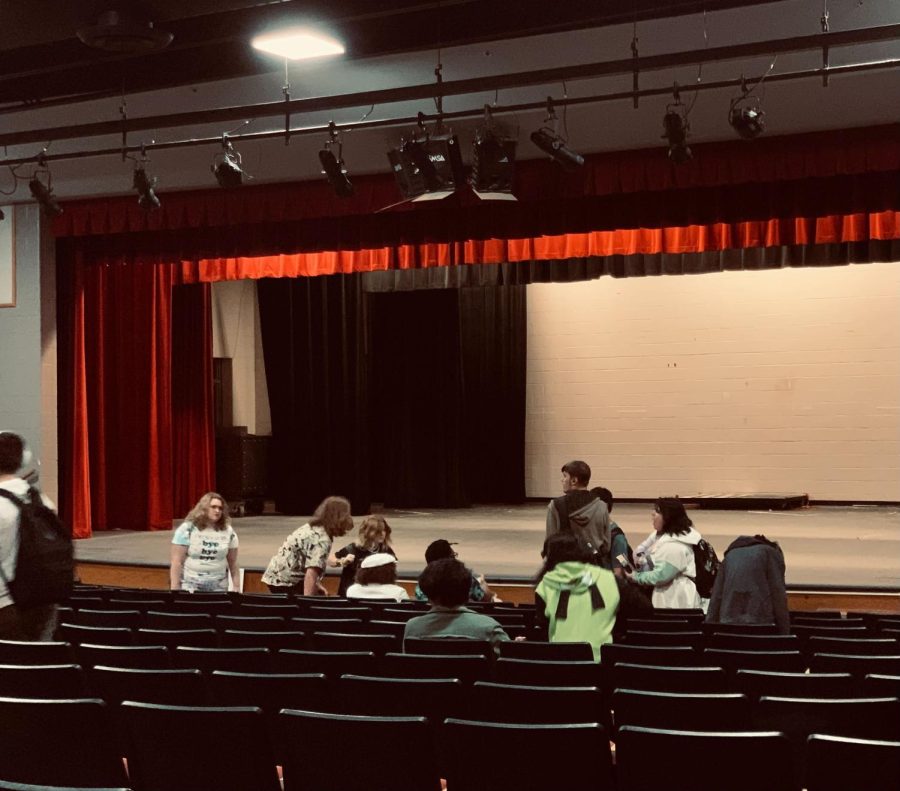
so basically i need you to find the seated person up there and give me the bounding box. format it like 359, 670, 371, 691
404, 559, 510, 654
413, 539, 496, 602
535, 534, 620, 662
330, 514, 396, 597
345, 552, 409, 602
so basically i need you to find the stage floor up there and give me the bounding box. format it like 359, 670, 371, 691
74, 502, 900, 590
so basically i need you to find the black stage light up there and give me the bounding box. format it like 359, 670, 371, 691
29, 177, 63, 218
729, 97, 765, 139
318, 148, 354, 198
530, 127, 584, 171
472, 128, 517, 197
133, 164, 161, 209
388, 134, 465, 201
662, 108, 692, 164
212, 139, 244, 188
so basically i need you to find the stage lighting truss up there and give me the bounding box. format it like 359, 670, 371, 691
662, 88, 693, 164
318, 121, 354, 198
729, 88, 766, 140
471, 107, 518, 200
387, 113, 465, 201
529, 98, 584, 171
212, 135, 245, 188
132, 150, 161, 209
28, 152, 63, 218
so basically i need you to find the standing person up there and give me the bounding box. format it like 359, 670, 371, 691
0, 432, 64, 641
170, 492, 239, 592
545, 460, 610, 565
413, 539, 496, 603
591, 485, 632, 577
329, 514, 396, 597
707, 535, 789, 634
626, 498, 702, 610
262, 495, 353, 595
346, 553, 409, 602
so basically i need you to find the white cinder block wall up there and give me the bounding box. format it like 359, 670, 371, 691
525, 263, 900, 502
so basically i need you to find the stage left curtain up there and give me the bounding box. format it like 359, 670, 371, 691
57, 245, 214, 536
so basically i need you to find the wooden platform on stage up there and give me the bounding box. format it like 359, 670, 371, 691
74, 502, 900, 612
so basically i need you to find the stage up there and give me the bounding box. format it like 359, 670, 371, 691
74, 502, 900, 592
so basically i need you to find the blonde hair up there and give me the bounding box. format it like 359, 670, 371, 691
310, 495, 353, 538
185, 492, 230, 531
358, 514, 392, 551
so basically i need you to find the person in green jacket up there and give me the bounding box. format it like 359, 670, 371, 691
535, 533, 620, 662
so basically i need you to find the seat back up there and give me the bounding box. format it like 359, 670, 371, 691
470, 681, 604, 725
704, 633, 800, 652
90, 666, 206, 705
380, 652, 490, 684
810, 653, 900, 678
58, 625, 133, 646
311, 631, 398, 655
134, 628, 218, 649
624, 630, 704, 648
337, 674, 463, 720
807, 637, 900, 656
701, 648, 806, 674
0, 640, 74, 665
613, 689, 749, 732
735, 669, 856, 700
805, 734, 900, 791
404, 637, 492, 657
143, 611, 214, 630
172, 646, 271, 673
0, 664, 87, 699
863, 673, 900, 697
700, 622, 778, 636
75, 643, 170, 670
625, 618, 693, 632
602, 644, 700, 669
214, 615, 287, 632
494, 657, 600, 687
497, 640, 593, 662
613, 663, 729, 694
65, 608, 141, 629
208, 671, 329, 713
275, 649, 377, 678
219, 629, 306, 650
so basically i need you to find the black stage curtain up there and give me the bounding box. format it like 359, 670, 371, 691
257, 274, 370, 515
258, 276, 526, 512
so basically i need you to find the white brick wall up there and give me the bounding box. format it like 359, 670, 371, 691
525, 263, 900, 502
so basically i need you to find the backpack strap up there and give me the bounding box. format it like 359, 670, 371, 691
0, 488, 24, 593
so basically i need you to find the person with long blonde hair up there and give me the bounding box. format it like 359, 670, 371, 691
262, 496, 353, 595
329, 514, 396, 597
170, 492, 239, 592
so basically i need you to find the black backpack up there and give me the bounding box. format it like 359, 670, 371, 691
692, 538, 720, 598
0, 487, 74, 608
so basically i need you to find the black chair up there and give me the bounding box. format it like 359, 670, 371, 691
381, 608, 424, 621
120, 702, 281, 791
214, 615, 287, 632
443, 718, 614, 791
498, 640, 593, 662
612, 689, 751, 733
0, 664, 88, 698
143, 611, 214, 630
735, 669, 857, 700
789, 610, 843, 621
220, 629, 306, 650
624, 630, 704, 648
289, 617, 364, 632
75, 643, 171, 669
365, 620, 408, 639
308, 605, 372, 621
58, 624, 133, 646
64, 609, 142, 629
167, 599, 234, 615
704, 633, 801, 652
806, 636, 900, 657
873, 617, 900, 634
863, 673, 900, 697
235, 592, 292, 605
701, 648, 806, 674
652, 609, 705, 621
0, 782, 131, 791
700, 622, 778, 636
208, 670, 330, 713
404, 637, 492, 657
470, 681, 605, 725
494, 657, 600, 687
173, 646, 271, 673
625, 618, 693, 632
65, 596, 107, 610
0, 698, 130, 788
810, 653, 900, 678
238, 603, 301, 618
338, 674, 463, 722
791, 624, 869, 640
106, 598, 168, 613
0, 640, 74, 665
311, 631, 398, 654
793, 616, 866, 628
616, 725, 795, 791
613, 663, 729, 694
805, 733, 900, 791
603, 644, 701, 669
106, 589, 171, 603
275, 649, 377, 678
380, 652, 490, 684
90, 665, 206, 705
280, 709, 442, 791
134, 628, 218, 648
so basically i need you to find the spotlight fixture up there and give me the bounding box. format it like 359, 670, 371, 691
251, 28, 344, 61
29, 153, 62, 219
471, 108, 518, 200
387, 116, 465, 201
662, 94, 692, 164
530, 98, 583, 171
318, 121, 353, 198
212, 136, 244, 188
133, 160, 161, 210
729, 94, 765, 140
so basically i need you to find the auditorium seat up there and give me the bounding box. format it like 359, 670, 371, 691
494, 657, 600, 687
793, 617, 865, 628
0, 698, 130, 789
470, 681, 605, 725
602, 643, 701, 669
612, 689, 751, 733
75, 643, 171, 670
625, 618, 693, 632
806, 636, 900, 657
172, 646, 271, 674
652, 608, 705, 620
121, 702, 280, 791
289, 616, 364, 632
134, 627, 218, 648
168, 599, 234, 615
0, 664, 88, 699
219, 629, 307, 650
498, 640, 593, 662
382, 607, 426, 621
863, 673, 900, 697
58, 624, 134, 647
791, 624, 869, 640
365, 619, 408, 639
63, 609, 142, 630
103, 589, 169, 603
789, 610, 842, 620
700, 622, 778, 636
735, 669, 857, 700
810, 653, 900, 678
443, 718, 614, 791
380, 652, 489, 684
805, 734, 900, 791
64, 596, 106, 610
701, 648, 806, 674
311, 631, 398, 654
0, 781, 131, 791
704, 633, 801, 652
0, 640, 74, 665
308, 605, 372, 621
235, 592, 292, 605
106, 598, 167, 613
143, 611, 214, 630
275, 649, 377, 678
337, 674, 463, 722
616, 725, 795, 791
613, 663, 729, 694
237, 603, 301, 617
623, 630, 704, 649
214, 615, 287, 632
90, 666, 206, 706
404, 637, 492, 657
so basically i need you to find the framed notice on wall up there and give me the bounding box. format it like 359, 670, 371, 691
0, 207, 14, 308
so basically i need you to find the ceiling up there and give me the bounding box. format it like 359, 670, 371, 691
1, 0, 898, 201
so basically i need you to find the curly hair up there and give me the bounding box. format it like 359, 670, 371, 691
358, 514, 392, 551
310, 495, 354, 538
184, 492, 230, 531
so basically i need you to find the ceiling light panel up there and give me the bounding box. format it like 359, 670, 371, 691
252, 28, 344, 61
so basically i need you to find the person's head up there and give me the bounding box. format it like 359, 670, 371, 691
591, 486, 614, 513
539, 533, 594, 579
424, 539, 458, 564
418, 558, 472, 607
186, 492, 230, 530
355, 552, 398, 586
311, 495, 354, 538
560, 460, 591, 492
653, 497, 693, 536
358, 514, 391, 550
0, 432, 25, 476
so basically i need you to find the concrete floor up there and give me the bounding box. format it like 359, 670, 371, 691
74, 502, 900, 589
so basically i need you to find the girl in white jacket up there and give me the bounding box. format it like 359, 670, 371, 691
626, 498, 701, 609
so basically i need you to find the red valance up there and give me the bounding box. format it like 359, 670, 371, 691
53, 124, 900, 239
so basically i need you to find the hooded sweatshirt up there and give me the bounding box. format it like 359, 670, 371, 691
631, 527, 702, 609
535, 561, 620, 662
546, 492, 611, 563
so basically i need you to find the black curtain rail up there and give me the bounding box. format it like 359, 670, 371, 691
0, 22, 897, 149
1, 58, 897, 168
